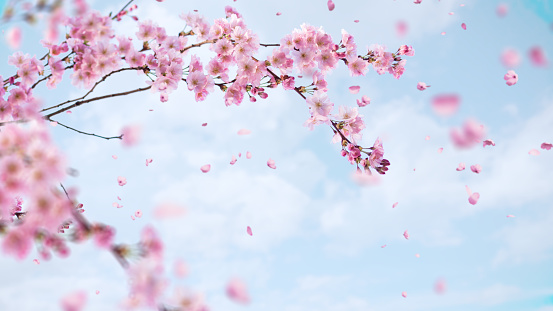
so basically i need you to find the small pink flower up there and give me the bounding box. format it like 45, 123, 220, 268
356, 95, 371, 107
483, 139, 495, 147
117, 176, 127, 186
246, 226, 253, 236
417, 82, 430, 91
200, 164, 211, 173
529, 149, 540, 156
226, 278, 250, 304
135, 210, 142, 218
541, 142, 552, 150
504, 70, 518, 86
267, 159, 276, 169
327, 0, 335, 11
456, 163, 466, 171
349, 85, 360, 94
113, 202, 123, 208
470, 164, 482, 174
461, 23, 467, 30
237, 129, 251, 135
403, 230, 409, 240
401, 291, 407, 298
392, 202, 398, 208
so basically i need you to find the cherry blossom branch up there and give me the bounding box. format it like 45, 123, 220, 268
49, 119, 123, 140
180, 39, 217, 53
112, 0, 135, 20
40, 67, 145, 112
45, 85, 152, 118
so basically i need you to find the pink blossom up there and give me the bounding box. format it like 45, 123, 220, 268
93, 225, 115, 248
529, 149, 540, 156
432, 94, 459, 116
504, 70, 518, 86
118, 176, 127, 186
403, 230, 409, 240
237, 129, 251, 135
247, 226, 253, 236
461, 23, 467, 30
112, 155, 118, 159
327, 0, 335, 11
226, 278, 250, 304
356, 95, 371, 107
528, 46, 548, 67
135, 210, 142, 218
200, 164, 211, 173
483, 139, 495, 147
60, 291, 87, 311
349, 86, 360, 94
501, 48, 521, 68
541, 142, 552, 150
306, 91, 333, 117
267, 159, 276, 169
456, 162, 466, 171
417, 82, 430, 91
2, 228, 32, 259
470, 164, 482, 174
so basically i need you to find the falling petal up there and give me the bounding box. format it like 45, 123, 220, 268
230, 155, 237, 165
528, 46, 548, 67
396, 20, 408, 37
33, 259, 40, 265
95, 290, 99, 295
456, 162, 466, 171
349, 85, 361, 94
497, 3, 508, 17
434, 278, 447, 295
354, 20, 359, 23
112, 155, 118, 159
117, 176, 127, 186
501, 48, 521, 68
267, 159, 276, 169
461, 23, 467, 30
237, 129, 251, 135
153, 203, 186, 219
483, 139, 495, 147
145, 158, 153, 166
529, 149, 540, 156
432, 94, 459, 117
5, 27, 22, 49
541, 142, 552, 150
327, 0, 335, 11
392, 202, 398, 208
381, 244, 387, 248
425, 136, 430, 140
174, 259, 188, 278
469, 192, 480, 205
247, 226, 253, 236
135, 210, 142, 218
276, 12, 281, 16
415, 253, 420, 258
202, 123, 207, 126
226, 278, 250, 304
403, 230, 409, 240
465, 185, 472, 196
201, 164, 211, 172
402, 292, 407, 298
246, 151, 252, 159
470, 164, 482, 174
506, 215, 515, 218
441, 32, 446, 35
438, 147, 443, 153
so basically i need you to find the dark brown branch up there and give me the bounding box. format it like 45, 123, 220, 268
49, 119, 123, 140
260, 43, 280, 47
180, 39, 216, 53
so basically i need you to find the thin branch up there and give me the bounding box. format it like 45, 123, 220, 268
45, 85, 152, 119
260, 43, 280, 47
49, 119, 123, 140
180, 39, 216, 53
112, 0, 135, 20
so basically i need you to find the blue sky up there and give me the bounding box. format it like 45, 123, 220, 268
1, 0, 552, 310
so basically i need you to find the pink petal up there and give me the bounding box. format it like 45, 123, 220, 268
396, 20, 408, 37
456, 162, 465, 171
403, 230, 409, 240
501, 48, 521, 68
5, 27, 22, 50
528, 46, 548, 67
425, 136, 430, 140
201, 164, 211, 172
441, 32, 446, 35
121, 125, 141, 147
267, 158, 276, 169
349, 85, 361, 94
470, 164, 482, 174
496, 3, 508, 17
483, 139, 495, 147
226, 278, 250, 304
60, 291, 87, 311
202, 123, 207, 126
461, 23, 467, 30
95, 290, 99, 295
432, 94, 460, 117
541, 142, 552, 150
135, 210, 142, 218
381, 244, 387, 248
402, 291, 407, 298
417, 82, 430, 91
246, 226, 253, 236
529, 149, 540, 156
506, 215, 515, 218
246, 151, 252, 159
415, 253, 420, 258
174, 259, 188, 278
356, 95, 371, 107
392, 202, 398, 208
112, 155, 118, 159
117, 176, 127, 186
438, 147, 443, 153
131, 215, 135, 220
354, 20, 359, 23
237, 129, 251, 135
434, 278, 447, 295
468, 192, 480, 205
465, 185, 472, 196
276, 12, 281, 16
33, 259, 40, 264
145, 158, 153, 166
153, 203, 186, 219
327, 0, 335, 11
230, 155, 237, 165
